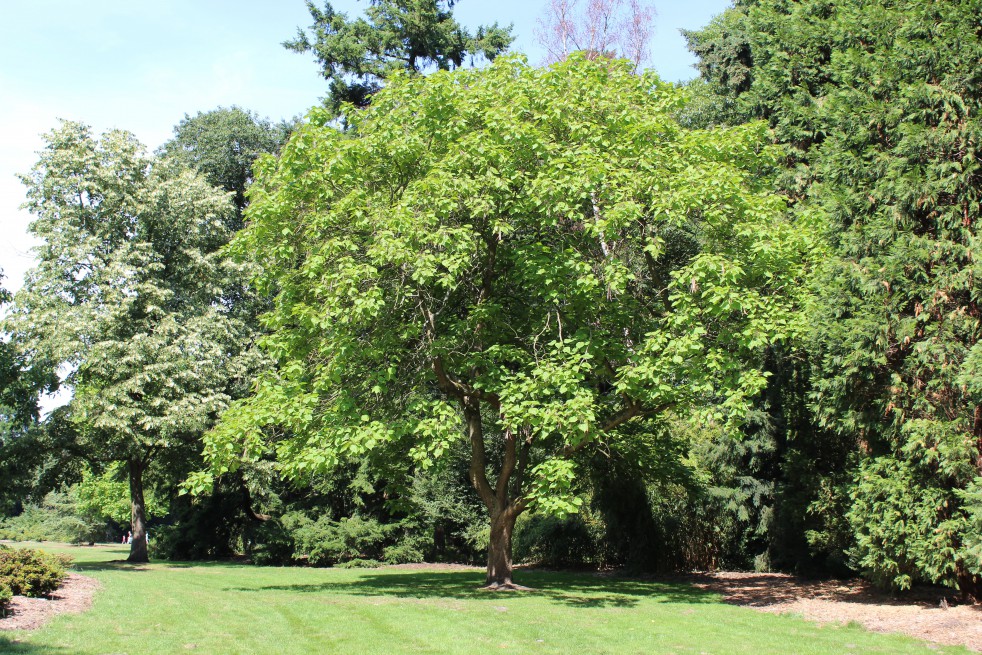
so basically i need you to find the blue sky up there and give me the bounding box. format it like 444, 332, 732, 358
0, 0, 731, 293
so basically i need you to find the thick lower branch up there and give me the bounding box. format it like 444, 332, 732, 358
496, 429, 517, 507
464, 400, 496, 511
510, 434, 532, 500
563, 401, 663, 457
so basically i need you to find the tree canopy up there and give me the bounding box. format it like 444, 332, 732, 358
7, 122, 258, 562
194, 54, 812, 586
158, 107, 294, 219
535, 0, 656, 70
0, 272, 57, 514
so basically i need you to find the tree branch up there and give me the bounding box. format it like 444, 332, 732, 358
464, 400, 496, 512
240, 479, 271, 522
510, 430, 532, 500
496, 428, 517, 506
432, 356, 501, 407
562, 399, 660, 458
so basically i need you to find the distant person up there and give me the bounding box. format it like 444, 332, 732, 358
127, 531, 132, 544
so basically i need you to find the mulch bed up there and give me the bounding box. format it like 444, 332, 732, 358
0, 573, 101, 631
692, 571, 982, 652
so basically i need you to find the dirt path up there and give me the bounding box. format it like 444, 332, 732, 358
0, 573, 101, 631
693, 572, 982, 652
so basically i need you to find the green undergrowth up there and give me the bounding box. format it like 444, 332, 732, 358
0, 542, 971, 655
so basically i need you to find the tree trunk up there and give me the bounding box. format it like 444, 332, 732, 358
127, 458, 149, 563
956, 561, 982, 603
485, 506, 519, 589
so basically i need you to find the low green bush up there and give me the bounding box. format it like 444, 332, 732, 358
0, 492, 108, 544
335, 558, 383, 569
0, 546, 71, 598
0, 580, 12, 616
513, 511, 605, 568
287, 513, 392, 566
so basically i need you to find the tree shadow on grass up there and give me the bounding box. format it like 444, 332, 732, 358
227, 570, 718, 609
72, 559, 230, 573
0, 635, 73, 655
70, 559, 157, 573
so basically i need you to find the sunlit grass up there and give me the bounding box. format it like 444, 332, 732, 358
0, 542, 970, 655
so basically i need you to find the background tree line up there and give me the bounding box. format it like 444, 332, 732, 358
1, 0, 980, 600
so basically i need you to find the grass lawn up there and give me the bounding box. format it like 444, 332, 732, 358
0, 542, 971, 655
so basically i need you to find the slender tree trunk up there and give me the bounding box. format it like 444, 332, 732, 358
956, 561, 982, 603
127, 458, 149, 563
486, 506, 519, 588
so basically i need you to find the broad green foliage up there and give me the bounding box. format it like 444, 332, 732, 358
72, 467, 163, 527
285, 0, 513, 110
687, 0, 982, 594
7, 121, 259, 561
158, 107, 294, 218
198, 55, 810, 581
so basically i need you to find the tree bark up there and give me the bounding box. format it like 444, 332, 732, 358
485, 505, 519, 589
127, 458, 149, 563
956, 561, 982, 603
459, 401, 528, 589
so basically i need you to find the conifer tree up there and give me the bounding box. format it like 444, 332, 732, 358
285, 0, 513, 111
687, 0, 982, 598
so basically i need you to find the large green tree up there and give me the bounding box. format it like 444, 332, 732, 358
194, 55, 811, 587
0, 274, 49, 428
285, 0, 513, 111
8, 122, 256, 562
158, 107, 295, 220
0, 272, 57, 514
687, 0, 982, 598
154, 107, 296, 555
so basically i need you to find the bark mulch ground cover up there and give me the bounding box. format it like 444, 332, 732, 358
0, 573, 101, 631
693, 571, 982, 653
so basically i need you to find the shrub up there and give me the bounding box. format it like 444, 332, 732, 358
245, 518, 296, 566
287, 513, 392, 566
513, 511, 605, 569
0, 580, 11, 616
0, 492, 108, 544
381, 534, 427, 565
148, 485, 248, 561
335, 558, 383, 569
0, 546, 70, 598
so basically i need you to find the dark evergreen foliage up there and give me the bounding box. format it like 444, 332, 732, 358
686, 0, 982, 597
285, 0, 513, 112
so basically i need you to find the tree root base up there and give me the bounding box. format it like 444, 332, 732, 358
482, 582, 534, 591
